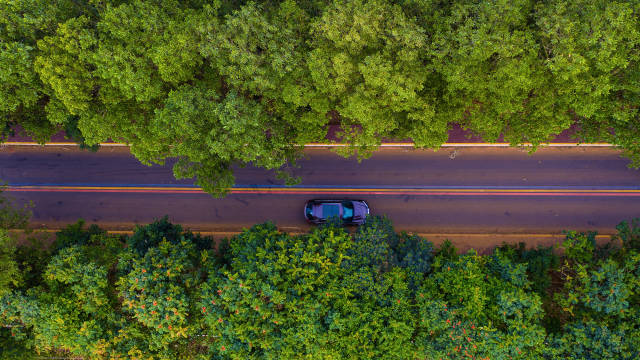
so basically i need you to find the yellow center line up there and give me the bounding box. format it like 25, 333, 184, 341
7, 185, 640, 193
2, 141, 616, 147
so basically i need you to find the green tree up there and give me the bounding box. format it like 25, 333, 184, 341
326, 266, 418, 359
549, 220, 640, 358
430, 0, 567, 146
30, 245, 119, 356
0, 184, 32, 296
125, 216, 210, 258
561, 230, 597, 264
199, 223, 353, 358
0, 292, 40, 359
418, 248, 547, 358
346, 216, 399, 272
201, 1, 326, 145
149, 84, 301, 195
494, 242, 559, 296
536, 0, 640, 165
0, 230, 20, 298
0, 184, 31, 230
614, 218, 640, 253
308, 0, 444, 155
3, 0, 640, 191
546, 320, 636, 360
0, 220, 121, 359
35, 1, 310, 196
116, 218, 212, 357
396, 232, 434, 288
0, 0, 91, 142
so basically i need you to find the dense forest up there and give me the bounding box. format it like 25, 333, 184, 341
1, 0, 639, 195
1, 188, 639, 358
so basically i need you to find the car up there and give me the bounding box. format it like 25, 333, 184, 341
304, 199, 370, 225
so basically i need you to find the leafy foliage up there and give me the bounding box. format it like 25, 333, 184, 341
308, 0, 442, 153
430, 0, 567, 146
0, 230, 20, 297
3, 211, 640, 358
126, 216, 211, 257
0, 186, 35, 296
199, 223, 354, 357
537, 0, 640, 166
562, 230, 597, 264
347, 216, 399, 271
3, 0, 639, 194
615, 218, 640, 252
546, 320, 636, 360
495, 242, 559, 295
550, 219, 640, 358
117, 238, 207, 353
0, 0, 83, 142
52, 219, 106, 253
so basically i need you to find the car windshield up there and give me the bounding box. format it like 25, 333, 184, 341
342, 206, 353, 219
341, 201, 353, 219
322, 204, 341, 218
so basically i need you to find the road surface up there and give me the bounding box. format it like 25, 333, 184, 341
1, 145, 639, 250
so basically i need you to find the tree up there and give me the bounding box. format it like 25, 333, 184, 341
325, 267, 417, 359
34, 1, 311, 196
0, 184, 32, 296
494, 242, 559, 296
396, 232, 434, 288
561, 230, 598, 264
0, 292, 40, 359
0, 230, 20, 298
198, 223, 353, 358
125, 216, 210, 258
4, 214, 640, 357
536, 0, 640, 166
0, 41, 49, 140
549, 220, 640, 359
0, 184, 31, 230
430, 0, 568, 147
201, 1, 326, 145
0, 0, 91, 142
346, 216, 399, 272
614, 218, 640, 253
149, 84, 301, 195
308, 0, 444, 155
29, 245, 119, 356
418, 247, 548, 358
0, 220, 122, 359
116, 218, 212, 357
5, 0, 640, 195
546, 320, 636, 360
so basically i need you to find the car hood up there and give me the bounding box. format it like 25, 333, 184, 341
352, 202, 369, 220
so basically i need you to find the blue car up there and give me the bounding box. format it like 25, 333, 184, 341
304, 199, 370, 225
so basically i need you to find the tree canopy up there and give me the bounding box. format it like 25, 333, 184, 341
1, 0, 639, 194
2, 215, 640, 358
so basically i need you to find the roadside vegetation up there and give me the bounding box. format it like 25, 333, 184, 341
1, 191, 639, 358
1, 0, 639, 195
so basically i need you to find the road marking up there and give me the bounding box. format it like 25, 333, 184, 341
1, 141, 615, 147
6, 185, 640, 197
2, 142, 129, 146
307, 142, 615, 147
8, 228, 614, 239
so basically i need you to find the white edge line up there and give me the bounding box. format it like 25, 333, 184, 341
1, 142, 129, 147
7, 229, 614, 237
2, 142, 615, 147
307, 143, 615, 147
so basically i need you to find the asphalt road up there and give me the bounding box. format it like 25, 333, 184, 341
1, 146, 639, 241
